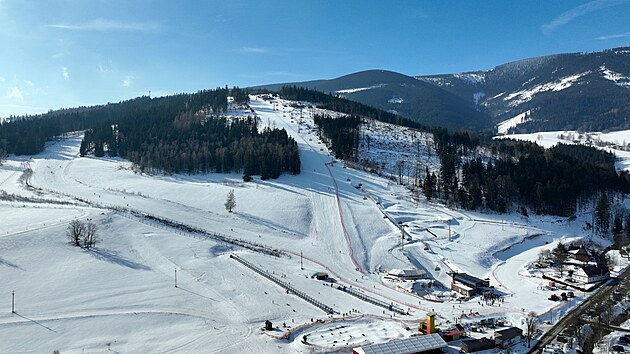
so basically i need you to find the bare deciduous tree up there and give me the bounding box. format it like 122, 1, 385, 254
83, 222, 99, 248
225, 189, 236, 213
525, 311, 539, 348
67, 219, 85, 246
67, 220, 99, 248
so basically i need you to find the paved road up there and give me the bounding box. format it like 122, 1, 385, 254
528, 266, 630, 353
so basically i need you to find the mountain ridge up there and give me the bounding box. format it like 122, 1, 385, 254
254, 47, 630, 133
253, 69, 491, 131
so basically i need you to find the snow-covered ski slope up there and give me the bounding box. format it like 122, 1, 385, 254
0, 96, 609, 353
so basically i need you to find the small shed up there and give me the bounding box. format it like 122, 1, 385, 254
353, 333, 447, 354
494, 327, 523, 348
312, 272, 329, 281
451, 282, 475, 297
264, 320, 273, 331
452, 273, 490, 289
388, 268, 428, 280
461, 337, 495, 353
441, 324, 465, 342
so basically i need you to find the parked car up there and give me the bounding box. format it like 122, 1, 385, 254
611, 344, 624, 352
549, 294, 560, 301
567, 291, 575, 298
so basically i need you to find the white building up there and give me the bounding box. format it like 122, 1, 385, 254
573, 264, 609, 284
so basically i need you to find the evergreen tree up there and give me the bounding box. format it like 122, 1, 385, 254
594, 194, 611, 237
552, 242, 568, 276
225, 189, 236, 213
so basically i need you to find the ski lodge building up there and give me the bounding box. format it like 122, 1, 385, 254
451, 273, 490, 297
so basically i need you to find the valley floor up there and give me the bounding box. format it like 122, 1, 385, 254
0, 96, 623, 353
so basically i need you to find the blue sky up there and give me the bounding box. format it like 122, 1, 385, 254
1, 0, 629, 118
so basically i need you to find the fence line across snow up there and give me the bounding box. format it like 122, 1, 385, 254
230, 253, 336, 315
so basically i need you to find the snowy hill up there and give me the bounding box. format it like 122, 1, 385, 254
254, 70, 491, 131
419, 47, 630, 133
1, 95, 626, 353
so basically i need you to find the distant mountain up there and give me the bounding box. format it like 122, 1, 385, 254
257, 47, 630, 133
418, 47, 630, 133
255, 70, 491, 131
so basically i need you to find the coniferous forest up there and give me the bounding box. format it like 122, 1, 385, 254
313, 114, 361, 161
1, 87, 300, 180
285, 85, 630, 217
2, 82, 629, 216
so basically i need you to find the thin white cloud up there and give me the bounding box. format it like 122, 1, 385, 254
596, 31, 630, 40
48, 19, 158, 32
7, 86, 24, 103
61, 66, 70, 81
242, 46, 270, 54
23, 80, 34, 86
542, 0, 630, 34
98, 60, 115, 73
122, 75, 134, 87
0, 76, 7, 83
52, 51, 70, 60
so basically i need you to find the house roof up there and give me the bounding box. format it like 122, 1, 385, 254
353, 333, 447, 354
495, 327, 523, 339
580, 264, 608, 277
453, 273, 488, 287
388, 269, 427, 277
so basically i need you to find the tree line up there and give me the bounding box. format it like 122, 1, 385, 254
303, 97, 629, 219
3, 86, 299, 180
434, 137, 629, 217
313, 114, 361, 161
81, 108, 300, 180
277, 86, 430, 131
0, 88, 231, 156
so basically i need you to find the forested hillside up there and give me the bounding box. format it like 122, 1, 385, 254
278, 86, 426, 130
1, 87, 300, 180
419, 47, 630, 133
311, 103, 629, 218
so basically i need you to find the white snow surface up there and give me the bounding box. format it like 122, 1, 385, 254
388, 96, 403, 104
496, 129, 630, 171
600, 65, 630, 88
503, 72, 590, 107
454, 73, 486, 85
336, 84, 386, 94
0, 95, 626, 353
496, 110, 532, 134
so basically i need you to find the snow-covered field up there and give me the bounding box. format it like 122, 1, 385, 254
0, 96, 622, 353
497, 129, 630, 171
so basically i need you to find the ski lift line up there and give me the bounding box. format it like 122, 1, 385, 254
284, 249, 420, 312
338, 286, 408, 315
323, 161, 364, 274
33, 185, 284, 257
230, 254, 336, 314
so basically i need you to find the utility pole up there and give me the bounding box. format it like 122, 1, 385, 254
174, 269, 178, 288
298, 108, 302, 133
11, 290, 15, 313
400, 224, 407, 250
448, 219, 451, 241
